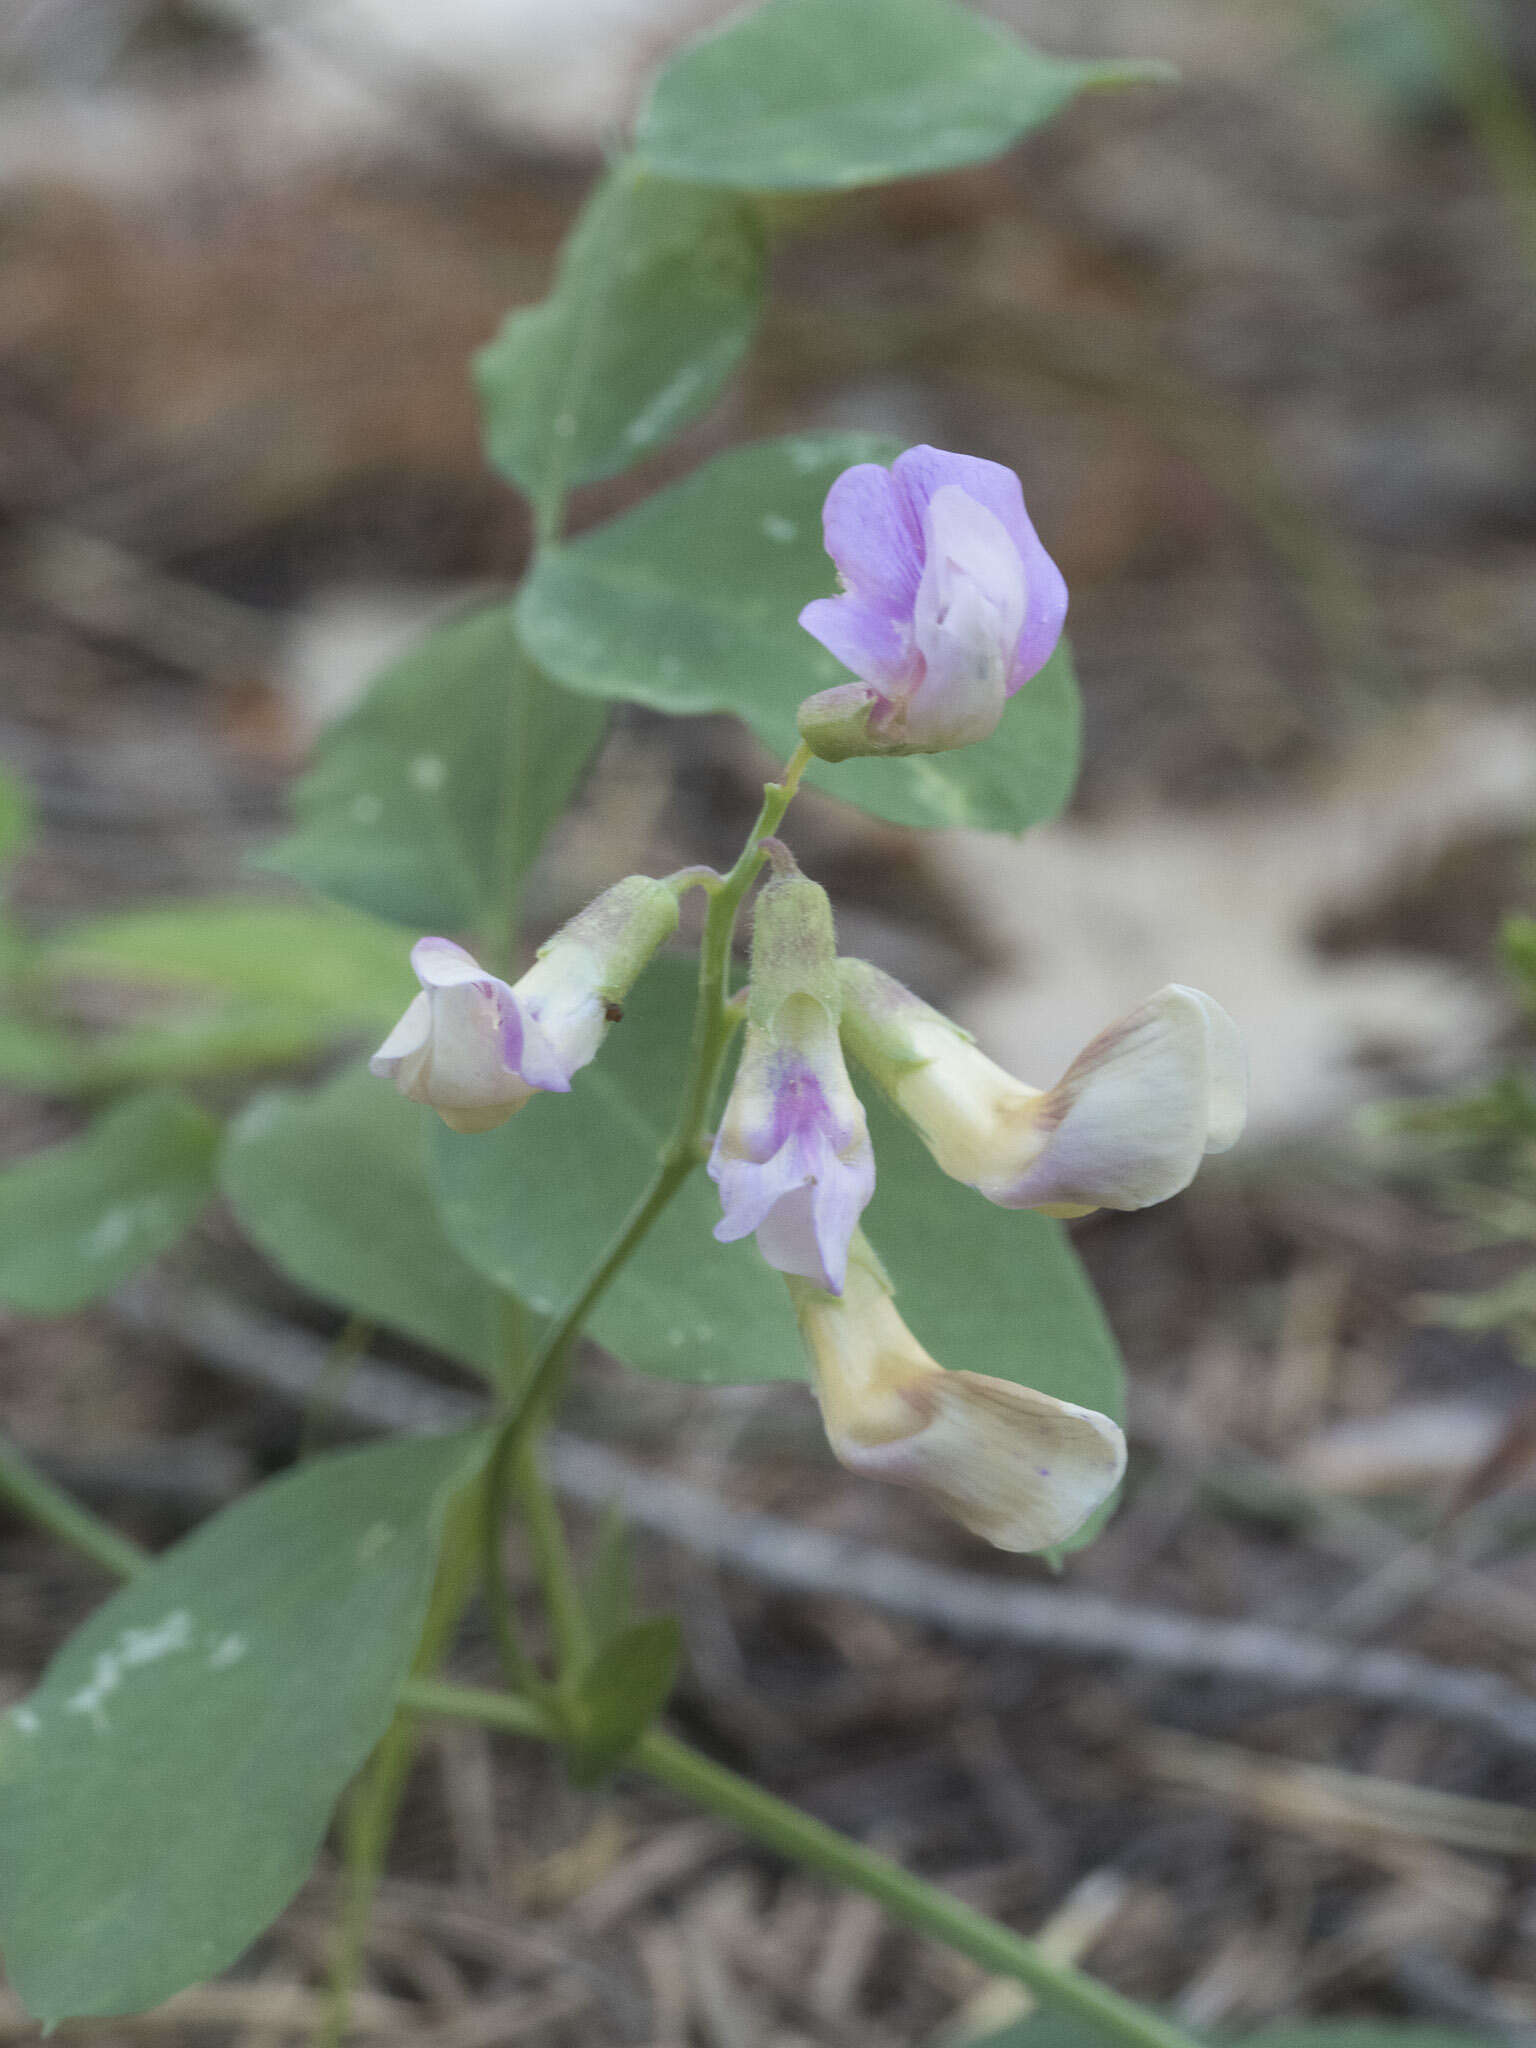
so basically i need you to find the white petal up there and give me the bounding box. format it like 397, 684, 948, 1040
369, 991, 431, 1078
832, 1374, 1126, 1553
410, 936, 492, 988
1004, 986, 1220, 1211
1173, 983, 1247, 1153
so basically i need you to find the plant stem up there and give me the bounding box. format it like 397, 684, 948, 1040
319, 1493, 480, 2048
475, 742, 815, 1691
402, 1679, 1203, 2048
512, 1431, 590, 1671
0, 1434, 147, 1581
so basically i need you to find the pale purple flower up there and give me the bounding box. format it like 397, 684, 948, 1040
370, 876, 679, 1133
796, 445, 1067, 759
709, 1004, 875, 1295
369, 936, 597, 1133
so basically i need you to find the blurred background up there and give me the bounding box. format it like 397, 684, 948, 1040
3, 0, 1536, 2040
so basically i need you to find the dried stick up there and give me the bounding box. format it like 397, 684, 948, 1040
114, 1277, 1536, 1760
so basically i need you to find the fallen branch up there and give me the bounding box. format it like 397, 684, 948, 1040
114, 1277, 1536, 1760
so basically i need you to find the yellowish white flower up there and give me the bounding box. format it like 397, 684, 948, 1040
837, 960, 1244, 1216
788, 1238, 1125, 1552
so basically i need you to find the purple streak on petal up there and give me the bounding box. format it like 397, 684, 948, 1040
891, 446, 1067, 696
511, 1000, 575, 1094
797, 595, 914, 692
819, 462, 923, 614
708, 1061, 873, 1294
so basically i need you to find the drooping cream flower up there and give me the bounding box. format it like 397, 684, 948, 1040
788, 1238, 1125, 1553
838, 960, 1245, 1216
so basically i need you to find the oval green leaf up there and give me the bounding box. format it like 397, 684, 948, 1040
477, 165, 765, 514
260, 607, 607, 933
0, 1090, 219, 1316
516, 434, 1081, 833
636, 0, 1172, 192
0, 1430, 487, 2022
567, 1616, 683, 1783
221, 1063, 511, 1381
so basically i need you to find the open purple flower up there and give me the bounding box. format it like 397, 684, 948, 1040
707, 858, 874, 1295
796, 445, 1067, 760
709, 999, 875, 1294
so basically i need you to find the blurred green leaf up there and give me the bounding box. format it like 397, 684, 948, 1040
0, 1430, 486, 2023
635, 0, 1171, 192
584, 1499, 637, 1650
43, 896, 412, 1027
0, 761, 33, 869
477, 167, 764, 515
565, 1616, 682, 1783
221, 1063, 511, 1380
261, 609, 606, 933
0, 1013, 88, 1095
1500, 912, 1536, 1009
434, 957, 1123, 1427
517, 435, 1081, 833
0, 1090, 219, 1315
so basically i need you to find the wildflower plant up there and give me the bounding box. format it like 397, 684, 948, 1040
0, 3, 1248, 2041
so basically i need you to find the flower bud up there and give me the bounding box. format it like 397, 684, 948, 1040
838, 960, 1244, 1215
370, 876, 677, 1133
708, 862, 874, 1295
788, 1239, 1125, 1552
796, 446, 1066, 760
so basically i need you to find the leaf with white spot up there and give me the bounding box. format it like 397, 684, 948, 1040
0, 1090, 220, 1315
261, 606, 607, 931
0, 1430, 487, 2022
477, 164, 765, 516
516, 435, 1082, 833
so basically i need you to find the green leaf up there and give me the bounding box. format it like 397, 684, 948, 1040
221, 1063, 509, 1380
433, 959, 793, 1384
43, 896, 413, 1030
566, 1616, 682, 1783
516, 434, 1081, 833
0, 760, 33, 869
0, 1012, 88, 1094
261, 608, 607, 933
477, 166, 765, 513
0, 1431, 486, 2022
584, 1500, 636, 1650
0, 1090, 220, 1315
864, 1089, 1124, 1425
433, 956, 1122, 1424
635, 0, 1171, 193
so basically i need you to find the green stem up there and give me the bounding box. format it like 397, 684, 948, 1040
0, 1394, 1198, 2048
401, 1679, 1202, 2048
476, 742, 815, 1691
0, 1435, 147, 1581
512, 1432, 590, 1672
320, 1493, 481, 2048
